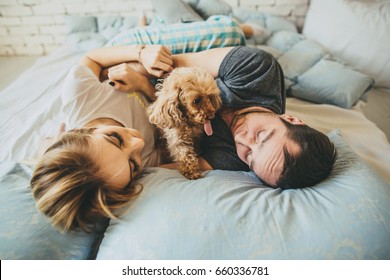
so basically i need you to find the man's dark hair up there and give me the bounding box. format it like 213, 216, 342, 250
276, 118, 337, 189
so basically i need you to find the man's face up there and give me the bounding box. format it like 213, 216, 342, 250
232, 109, 303, 187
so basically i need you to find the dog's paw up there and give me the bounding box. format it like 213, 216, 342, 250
183, 170, 203, 180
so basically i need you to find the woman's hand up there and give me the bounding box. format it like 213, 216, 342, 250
139, 45, 173, 77
108, 63, 142, 92
107, 63, 157, 102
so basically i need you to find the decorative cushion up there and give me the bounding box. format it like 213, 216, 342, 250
64, 15, 97, 33
232, 8, 297, 33
303, 0, 390, 89
185, 0, 233, 19
232, 8, 297, 45
97, 130, 390, 259
150, 0, 203, 23
0, 162, 107, 260
64, 15, 141, 52
264, 31, 374, 108
97, 15, 140, 40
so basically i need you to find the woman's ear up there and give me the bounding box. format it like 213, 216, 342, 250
280, 114, 305, 125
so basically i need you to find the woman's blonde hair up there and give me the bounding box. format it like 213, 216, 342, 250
30, 128, 142, 232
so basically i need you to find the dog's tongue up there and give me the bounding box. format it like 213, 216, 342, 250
204, 121, 213, 136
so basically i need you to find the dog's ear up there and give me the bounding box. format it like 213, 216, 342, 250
148, 82, 186, 129
210, 91, 222, 111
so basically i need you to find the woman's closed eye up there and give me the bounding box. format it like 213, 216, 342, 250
129, 158, 140, 173
129, 158, 140, 179
109, 132, 124, 147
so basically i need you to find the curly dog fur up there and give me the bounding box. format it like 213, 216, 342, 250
148, 67, 222, 179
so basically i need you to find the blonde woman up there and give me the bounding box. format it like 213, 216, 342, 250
30, 44, 174, 232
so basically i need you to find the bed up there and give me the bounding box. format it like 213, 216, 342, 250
1, 0, 390, 260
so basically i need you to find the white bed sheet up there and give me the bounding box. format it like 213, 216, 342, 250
0, 47, 82, 163
1, 47, 389, 185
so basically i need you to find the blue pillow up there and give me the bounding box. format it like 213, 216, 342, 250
0, 162, 107, 260
64, 15, 97, 33
185, 0, 233, 19
97, 130, 390, 259
266, 31, 374, 108
150, 0, 204, 23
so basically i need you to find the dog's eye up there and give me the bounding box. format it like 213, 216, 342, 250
193, 97, 202, 105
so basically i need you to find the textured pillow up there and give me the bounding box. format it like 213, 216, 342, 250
185, 0, 232, 19
64, 15, 141, 52
97, 15, 140, 40
264, 31, 374, 108
97, 130, 390, 259
303, 0, 390, 89
0, 162, 107, 260
232, 8, 297, 45
232, 8, 297, 33
64, 15, 97, 33
150, 0, 203, 23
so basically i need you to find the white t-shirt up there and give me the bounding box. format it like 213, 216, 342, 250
61, 65, 162, 168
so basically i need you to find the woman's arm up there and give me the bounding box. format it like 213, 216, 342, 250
81, 45, 173, 78
80, 45, 173, 101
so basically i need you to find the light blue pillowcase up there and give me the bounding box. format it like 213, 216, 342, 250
64, 15, 141, 52
291, 59, 374, 108
266, 31, 374, 108
0, 162, 107, 260
232, 8, 298, 33
97, 130, 390, 259
64, 15, 98, 33
150, 0, 204, 23
184, 0, 233, 19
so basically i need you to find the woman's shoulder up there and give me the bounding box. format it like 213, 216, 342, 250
61, 65, 101, 103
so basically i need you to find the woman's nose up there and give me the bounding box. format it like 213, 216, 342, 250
126, 136, 145, 153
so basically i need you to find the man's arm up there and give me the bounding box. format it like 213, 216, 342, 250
172, 47, 234, 78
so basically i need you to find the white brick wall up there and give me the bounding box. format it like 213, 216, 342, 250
0, 0, 309, 56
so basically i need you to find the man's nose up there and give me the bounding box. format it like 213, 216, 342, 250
235, 132, 256, 147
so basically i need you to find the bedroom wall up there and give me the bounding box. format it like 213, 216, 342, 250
0, 0, 309, 56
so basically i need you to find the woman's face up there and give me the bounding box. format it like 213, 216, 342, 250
89, 126, 145, 189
